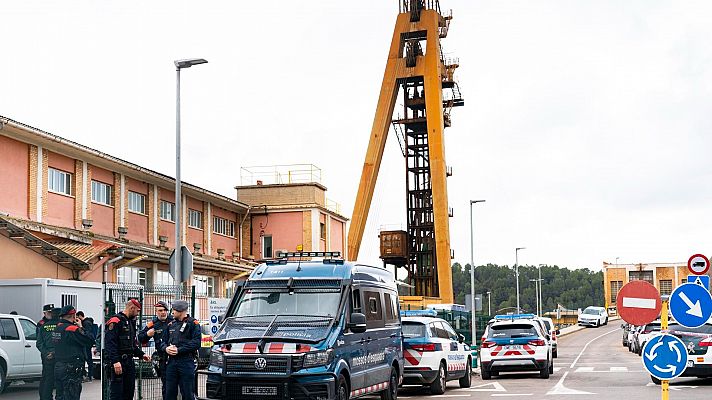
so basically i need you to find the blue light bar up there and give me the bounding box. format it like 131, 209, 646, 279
400, 309, 438, 317
494, 313, 536, 320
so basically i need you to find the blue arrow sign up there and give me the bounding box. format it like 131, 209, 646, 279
211, 325, 218, 334
642, 334, 688, 380
211, 315, 218, 323
687, 275, 710, 291
670, 283, 712, 328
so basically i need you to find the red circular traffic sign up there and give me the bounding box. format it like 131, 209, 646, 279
616, 280, 662, 326
688, 254, 710, 275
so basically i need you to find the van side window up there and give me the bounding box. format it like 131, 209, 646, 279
384, 292, 400, 324
352, 289, 362, 313
0, 318, 20, 340
364, 290, 384, 328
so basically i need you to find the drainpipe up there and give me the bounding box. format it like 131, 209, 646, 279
101, 249, 124, 385
239, 206, 252, 259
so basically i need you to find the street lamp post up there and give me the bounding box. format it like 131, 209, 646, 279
529, 279, 540, 315
515, 247, 526, 314
469, 199, 486, 345
538, 264, 545, 316
174, 58, 208, 297
486, 291, 492, 316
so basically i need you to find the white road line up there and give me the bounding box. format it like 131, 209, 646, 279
575, 367, 594, 373
435, 395, 470, 397
491, 395, 533, 397
553, 367, 562, 372
610, 367, 628, 372
569, 328, 620, 369
546, 371, 594, 395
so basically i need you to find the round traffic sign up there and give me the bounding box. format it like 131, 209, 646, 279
642, 334, 688, 381
669, 283, 712, 329
616, 280, 661, 326
688, 254, 710, 275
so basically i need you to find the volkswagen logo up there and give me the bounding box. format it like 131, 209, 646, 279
254, 357, 267, 370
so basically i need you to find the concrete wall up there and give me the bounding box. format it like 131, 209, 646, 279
330, 218, 344, 254
45, 151, 76, 227
237, 184, 326, 207
251, 211, 303, 258
0, 235, 72, 280
126, 177, 149, 243
0, 135, 29, 219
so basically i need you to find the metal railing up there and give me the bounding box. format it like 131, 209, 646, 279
240, 164, 322, 186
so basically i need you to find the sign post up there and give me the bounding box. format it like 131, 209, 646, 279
661, 301, 669, 400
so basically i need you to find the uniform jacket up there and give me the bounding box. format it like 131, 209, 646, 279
138, 315, 174, 355
159, 316, 201, 358
53, 319, 95, 363
36, 316, 58, 356
104, 312, 144, 364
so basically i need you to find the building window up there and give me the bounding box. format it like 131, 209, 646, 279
194, 275, 215, 297
117, 266, 146, 286
213, 216, 235, 237
160, 201, 176, 222
320, 222, 326, 240
225, 280, 238, 298
262, 235, 273, 259
610, 280, 623, 303
155, 270, 174, 286
188, 209, 203, 228
48, 167, 72, 195
659, 279, 673, 296
628, 271, 653, 285
91, 180, 113, 206
128, 191, 146, 214
61, 293, 78, 309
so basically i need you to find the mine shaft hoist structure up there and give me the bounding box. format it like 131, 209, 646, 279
348, 0, 463, 306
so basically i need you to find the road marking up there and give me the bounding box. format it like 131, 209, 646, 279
546, 371, 594, 395
609, 367, 628, 372
491, 395, 533, 397
553, 367, 562, 373
460, 382, 506, 392
575, 367, 594, 373
569, 328, 620, 369
435, 395, 470, 397
622, 297, 657, 309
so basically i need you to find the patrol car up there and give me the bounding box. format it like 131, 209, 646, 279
401, 311, 471, 394
202, 252, 403, 400
479, 315, 553, 380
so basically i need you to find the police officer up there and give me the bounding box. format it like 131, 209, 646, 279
105, 299, 147, 400
53, 306, 95, 400
160, 300, 201, 400
138, 301, 173, 399
37, 304, 58, 400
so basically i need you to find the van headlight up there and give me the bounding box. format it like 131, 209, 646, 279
209, 350, 224, 369
303, 349, 334, 368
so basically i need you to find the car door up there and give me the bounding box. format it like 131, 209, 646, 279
18, 318, 41, 375
0, 317, 23, 377
362, 289, 388, 388
345, 287, 367, 391
441, 321, 467, 375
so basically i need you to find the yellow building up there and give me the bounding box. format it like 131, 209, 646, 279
603, 262, 695, 312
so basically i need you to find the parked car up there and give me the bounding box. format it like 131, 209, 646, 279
634, 321, 662, 355
479, 316, 553, 380
578, 306, 608, 327
538, 317, 559, 358
0, 313, 41, 393
401, 313, 471, 393
621, 323, 633, 347
649, 322, 712, 384
483, 314, 557, 358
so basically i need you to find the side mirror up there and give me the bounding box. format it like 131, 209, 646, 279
348, 312, 367, 333
458, 334, 465, 344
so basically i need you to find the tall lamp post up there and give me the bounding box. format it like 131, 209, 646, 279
174, 58, 208, 297
538, 264, 546, 316
486, 291, 492, 316
515, 247, 526, 314
469, 199, 486, 345
529, 279, 540, 315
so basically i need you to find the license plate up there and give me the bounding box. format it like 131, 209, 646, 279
506, 345, 523, 350
688, 361, 694, 367
242, 386, 277, 396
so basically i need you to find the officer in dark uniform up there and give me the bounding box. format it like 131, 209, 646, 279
160, 300, 201, 400
105, 299, 147, 400
138, 301, 174, 399
53, 305, 95, 400
37, 304, 58, 400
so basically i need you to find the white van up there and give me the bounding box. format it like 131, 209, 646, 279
0, 314, 42, 393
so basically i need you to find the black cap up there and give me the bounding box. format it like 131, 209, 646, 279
60, 305, 76, 317
155, 301, 169, 311
172, 300, 189, 312
43, 304, 55, 312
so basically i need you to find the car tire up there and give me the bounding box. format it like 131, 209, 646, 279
604, 318, 608, 326
553, 348, 558, 358
549, 359, 554, 375
459, 360, 472, 388
337, 374, 350, 400
381, 366, 398, 400
539, 359, 550, 379
481, 366, 491, 381
0, 364, 7, 394
430, 363, 446, 395
650, 375, 661, 385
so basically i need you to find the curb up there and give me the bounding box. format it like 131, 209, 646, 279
558, 316, 621, 338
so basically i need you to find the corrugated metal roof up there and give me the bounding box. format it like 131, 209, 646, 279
47, 239, 115, 263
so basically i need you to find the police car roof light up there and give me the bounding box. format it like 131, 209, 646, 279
400, 309, 438, 317
494, 313, 537, 320
276, 251, 342, 259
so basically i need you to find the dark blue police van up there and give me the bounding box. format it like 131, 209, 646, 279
201, 252, 403, 400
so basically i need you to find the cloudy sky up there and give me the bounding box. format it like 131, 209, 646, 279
2, 0, 711, 270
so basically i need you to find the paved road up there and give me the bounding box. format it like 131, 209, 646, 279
0, 379, 101, 399
397, 322, 712, 399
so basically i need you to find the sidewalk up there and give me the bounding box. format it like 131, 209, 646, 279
0, 379, 100, 400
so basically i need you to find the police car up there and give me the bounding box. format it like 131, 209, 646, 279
401, 310, 471, 394
479, 315, 553, 380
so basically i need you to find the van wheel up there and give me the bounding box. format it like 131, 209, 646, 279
539, 359, 550, 379
0, 364, 7, 394
381, 367, 398, 400
337, 375, 350, 400
430, 363, 446, 394
458, 360, 472, 388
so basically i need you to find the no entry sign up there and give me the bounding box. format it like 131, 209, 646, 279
688, 254, 710, 276
616, 280, 662, 326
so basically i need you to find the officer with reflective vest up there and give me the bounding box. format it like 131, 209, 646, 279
53, 305, 95, 400
160, 300, 201, 400
105, 299, 147, 400
138, 301, 174, 399
37, 304, 58, 400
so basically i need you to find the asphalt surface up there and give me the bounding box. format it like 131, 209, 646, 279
0, 378, 100, 399
396, 322, 712, 399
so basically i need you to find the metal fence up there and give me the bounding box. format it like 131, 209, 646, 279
102, 283, 227, 400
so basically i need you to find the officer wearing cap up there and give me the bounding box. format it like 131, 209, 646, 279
105, 299, 148, 400
138, 300, 174, 399
37, 304, 58, 400
53, 305, 95, 400
160, 300, 201, 400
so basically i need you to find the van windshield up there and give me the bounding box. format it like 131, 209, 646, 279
234, 289, 341, 318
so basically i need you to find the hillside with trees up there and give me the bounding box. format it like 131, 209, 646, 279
451, 263, 604, 315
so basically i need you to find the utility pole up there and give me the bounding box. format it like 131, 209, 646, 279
515, 247, 526, 314
469, 200, 485, 344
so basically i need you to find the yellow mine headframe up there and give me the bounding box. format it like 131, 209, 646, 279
348, 0, 463, 304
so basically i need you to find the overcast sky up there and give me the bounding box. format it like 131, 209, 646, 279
2, 0, 712, 270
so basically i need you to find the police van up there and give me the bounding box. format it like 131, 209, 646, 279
201, 252, 403, 400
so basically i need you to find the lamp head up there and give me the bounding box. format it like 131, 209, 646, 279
175, 58, 208, 69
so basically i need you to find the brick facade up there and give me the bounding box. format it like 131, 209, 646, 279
74, 160, 83, 229
28, 145, 38, 220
